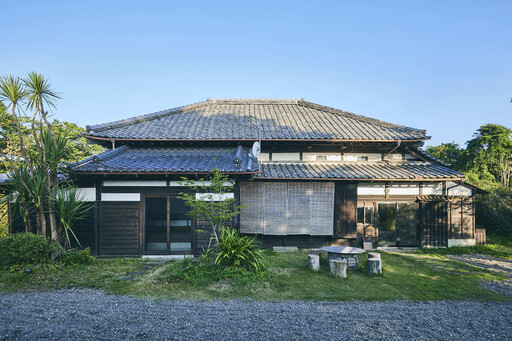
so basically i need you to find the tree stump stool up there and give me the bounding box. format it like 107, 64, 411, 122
329, 259, 347, 278
309, 248, 322, 259
367, 258, 382, 275
308, 254, 320, 271
367, 252, 382, 274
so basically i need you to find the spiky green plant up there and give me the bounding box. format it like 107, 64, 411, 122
214, 227, 266, 271
53, 186, 92, 249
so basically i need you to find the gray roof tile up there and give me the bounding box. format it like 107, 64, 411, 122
85, 99, 428, 141
258, 162, 463, 180
72, 146, 258, 173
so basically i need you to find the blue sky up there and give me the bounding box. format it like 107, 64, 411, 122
2, 0, 511, 147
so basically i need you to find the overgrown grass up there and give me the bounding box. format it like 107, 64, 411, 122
0, 258, 143, 292
0, 251, 507, 301
416, 234, 512, 260
110, 250, 507, 301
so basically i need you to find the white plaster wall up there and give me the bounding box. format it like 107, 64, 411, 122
302, 153, 342, 162
271, 153, 301, 161
343, 153, 381, 161
383, 153, 403, 161
389, 184, 420, 196
423, 183, 443, 195
448, 239, 476, 247
357, 183, 386, 195
446, 181, 472, 196
101, 193, 141, 201
76, 188, 96, 202
260, 153, 270, 162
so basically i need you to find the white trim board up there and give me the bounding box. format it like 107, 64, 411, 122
103, 181, 166, 187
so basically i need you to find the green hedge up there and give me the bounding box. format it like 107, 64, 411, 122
0, 233, 55, 269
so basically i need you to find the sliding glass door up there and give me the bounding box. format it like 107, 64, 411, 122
378, 202, 419, 247
143, 195, 192, 255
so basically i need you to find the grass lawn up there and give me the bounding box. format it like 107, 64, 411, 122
0, 250, 507, 301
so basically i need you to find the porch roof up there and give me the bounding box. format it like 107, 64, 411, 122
71, 145, 259, 174
258, 162, 464, 180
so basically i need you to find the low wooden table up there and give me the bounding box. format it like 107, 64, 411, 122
321, 246, 366, 269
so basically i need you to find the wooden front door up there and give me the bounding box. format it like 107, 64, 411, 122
142, 195, 193, 255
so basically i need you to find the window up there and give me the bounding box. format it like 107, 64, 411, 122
357, 206, 374, 225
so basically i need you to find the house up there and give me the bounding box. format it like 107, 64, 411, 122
38, 99, 481, 255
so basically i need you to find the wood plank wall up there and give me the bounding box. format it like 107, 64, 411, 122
449, 197, 475, 239
99, 202, 140, 256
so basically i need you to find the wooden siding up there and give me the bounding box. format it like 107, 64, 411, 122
240, 182, 334, 236
100, 202, 140, 256
449, 197, 475, 239
70, 203, 96, 251
333, 183, 357, 238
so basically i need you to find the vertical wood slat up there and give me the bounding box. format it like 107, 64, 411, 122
462, 197, 474, 239
264, 183, 288, 235
240, 182, 264, 234
333, 183, 357, 238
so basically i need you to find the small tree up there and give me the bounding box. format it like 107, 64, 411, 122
178, 169, 243, 251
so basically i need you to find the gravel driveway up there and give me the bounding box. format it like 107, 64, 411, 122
1, 289, 511, 340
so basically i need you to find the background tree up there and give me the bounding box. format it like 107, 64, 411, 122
0, 73, 101, 247
427, 123, 512, 236
426, 142, 466, 172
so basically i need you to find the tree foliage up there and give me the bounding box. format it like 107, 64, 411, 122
0, 73, 97, 248
428, 123, 512, 236
178, 169, 243, 251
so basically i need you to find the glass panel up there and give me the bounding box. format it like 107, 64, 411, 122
169, 197, 191, 253
365, 207, 374, 225
378, 203, 396, 246
357, 207, 364, 224
145, 197, 167, 251
397, 202, 419, 246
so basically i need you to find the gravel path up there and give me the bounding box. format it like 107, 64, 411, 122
1, 289, 511, 340
447, 254, 512, 297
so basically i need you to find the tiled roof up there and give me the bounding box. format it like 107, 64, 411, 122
85, 99, 428, 141
258, 162, 463, 180
71, 145, 258, 173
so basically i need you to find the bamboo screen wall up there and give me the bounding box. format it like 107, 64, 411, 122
240, 182, 334, 235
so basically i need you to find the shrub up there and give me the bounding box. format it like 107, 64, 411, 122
214, 227, 266, 271
58, 248, 95, 266
0, 233, 55, 269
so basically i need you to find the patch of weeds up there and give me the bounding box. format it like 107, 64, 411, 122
165, 258, 270, 286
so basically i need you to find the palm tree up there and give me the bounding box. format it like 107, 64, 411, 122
24, 72, 61, 240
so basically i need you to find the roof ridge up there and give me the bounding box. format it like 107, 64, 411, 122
212, 99, 300, 105
298, 100, 427, 135
86, 100, 212, 133
71, 145, 130, 169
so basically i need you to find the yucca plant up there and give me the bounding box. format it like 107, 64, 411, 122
214, 227, 266, 271
53, 186, 92, 249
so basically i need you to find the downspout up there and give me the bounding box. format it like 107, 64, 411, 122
382, 139, 402, 161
